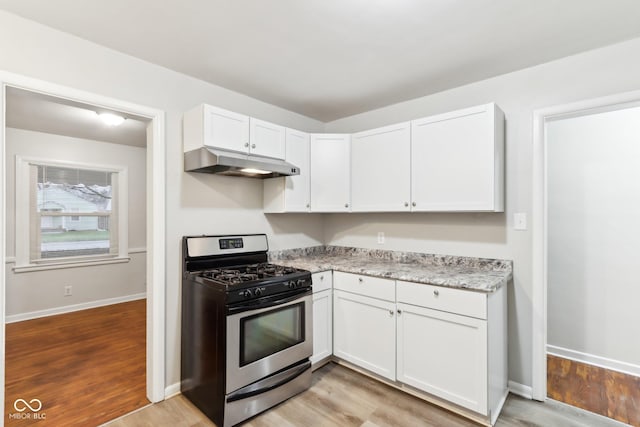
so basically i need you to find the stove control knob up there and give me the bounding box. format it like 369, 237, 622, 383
296, 279, 306, 287
288, 281, 297, 289
242, 290, 253, 298
254, 288, 262, 297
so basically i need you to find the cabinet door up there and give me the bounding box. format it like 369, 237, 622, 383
284, 129, 310, 211
310, 134, 351, 212
411, 103, 504, 212
351, 122, 411, 212
333, 290, 396, 380
396, 302, 488, 414
311, 289, 332, 365
203, 105, 250, 153
249, 118, 286, 159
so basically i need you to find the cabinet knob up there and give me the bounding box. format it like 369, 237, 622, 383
320, 275, 324, 281
251, 143, 256, 149
306, 203, 310, 208
389, 310, 394, 317
358, 277, 363, 283
244, 142, 249, 148
397, 309, 402, 315
412, 202, 416, 207
433, 289, 439, 296
345, 203, 349, 208
404, 202, 409, 207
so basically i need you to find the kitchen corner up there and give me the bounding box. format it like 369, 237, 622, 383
270, 245, 512, 426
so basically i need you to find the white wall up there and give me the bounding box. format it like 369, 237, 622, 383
324, 37, 640, 387
546, 106, 640, 367
0, 10, 325, 389
4, 128, 147, 317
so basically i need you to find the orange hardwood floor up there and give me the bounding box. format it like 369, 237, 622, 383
5, 299, 149, 426
547, 353, 640, 426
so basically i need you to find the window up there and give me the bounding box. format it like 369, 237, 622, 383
15, 157, 129, 271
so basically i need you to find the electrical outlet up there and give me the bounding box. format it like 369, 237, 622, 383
514, 213, 527, 231
64, 285, 72, 296
377, 232, 385, 244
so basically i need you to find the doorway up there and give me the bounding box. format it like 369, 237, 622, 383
532, 91, 640, 425
0, 72, 166, 426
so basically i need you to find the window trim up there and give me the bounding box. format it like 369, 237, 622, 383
14, 155, 129, 271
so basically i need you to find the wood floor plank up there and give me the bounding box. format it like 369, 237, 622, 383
547, 354, 640, 426
107, 362, 628, 427
5, 300, 149, 426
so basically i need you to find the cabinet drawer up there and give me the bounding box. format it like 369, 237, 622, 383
397, 281, 486, 319
333, 271, 395, 301
312, 271, 333, 293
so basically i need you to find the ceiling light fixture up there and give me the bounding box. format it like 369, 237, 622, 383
97, 112, 126, 126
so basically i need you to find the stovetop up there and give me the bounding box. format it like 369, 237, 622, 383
196, 263, 305, 286
182, 235, 312, 303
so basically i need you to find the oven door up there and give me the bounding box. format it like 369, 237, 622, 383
226, 289, 313, 393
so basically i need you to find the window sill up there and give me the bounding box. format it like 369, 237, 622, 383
12, 256, 131, 273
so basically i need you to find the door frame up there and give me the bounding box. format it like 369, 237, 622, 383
531, 89, 640, 401
0, 71, 166, 422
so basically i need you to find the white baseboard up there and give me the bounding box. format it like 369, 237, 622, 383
508, 380, 533, 399
547, 344, 640, 378
5, 292, 146, 323
165, 382, 181, 399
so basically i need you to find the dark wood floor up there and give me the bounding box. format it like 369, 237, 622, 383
548, 353, 640, 426
5, 299, 149, 426
107, 362, 626, 427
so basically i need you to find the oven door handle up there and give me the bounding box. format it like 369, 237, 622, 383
226, 359, 311, 403
227, 289, 310, 314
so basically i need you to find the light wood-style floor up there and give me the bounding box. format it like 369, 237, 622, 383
106, 362, 627, 427
548, 354, 640, 426
5, 299, 149, 426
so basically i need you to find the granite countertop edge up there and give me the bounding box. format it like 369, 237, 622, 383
268, 245, 513, 293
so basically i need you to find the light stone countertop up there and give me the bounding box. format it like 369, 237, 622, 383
269, 246, 512, 293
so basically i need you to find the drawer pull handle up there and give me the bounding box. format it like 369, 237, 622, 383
389, 310, 394, 317
433, 290, 440, 296
320, 275, 324, 281
397, 309, 402, 315
358, 278, 363, 283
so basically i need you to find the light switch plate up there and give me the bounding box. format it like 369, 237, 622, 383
514, 213, 527, 231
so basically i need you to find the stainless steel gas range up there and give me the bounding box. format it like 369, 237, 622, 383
181, 234, 313, 427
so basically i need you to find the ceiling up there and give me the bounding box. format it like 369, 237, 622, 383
5, 87, 149, 147
2, 1, 640, 122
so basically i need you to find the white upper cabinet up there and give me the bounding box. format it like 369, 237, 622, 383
351, 122, 411, 212
184, 104, 250, 153
263, 129, 310, 213
183, 104, 285, 160
411, 103, 504, 212
249, 117, 286, 159
310, 134, 351, 212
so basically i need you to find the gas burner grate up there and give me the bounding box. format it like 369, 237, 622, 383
196, 263, 304, 286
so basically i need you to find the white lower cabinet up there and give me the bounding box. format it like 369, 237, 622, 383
396, 302, 487, 414
329, 272, 507, 425
311, 271, 333, 366
311, 289, 332, 365
333, 290, 396, 380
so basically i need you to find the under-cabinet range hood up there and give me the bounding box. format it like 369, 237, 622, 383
184, 147, 300, 178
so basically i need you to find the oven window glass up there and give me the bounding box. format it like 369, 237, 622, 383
240, 302, 305, 366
